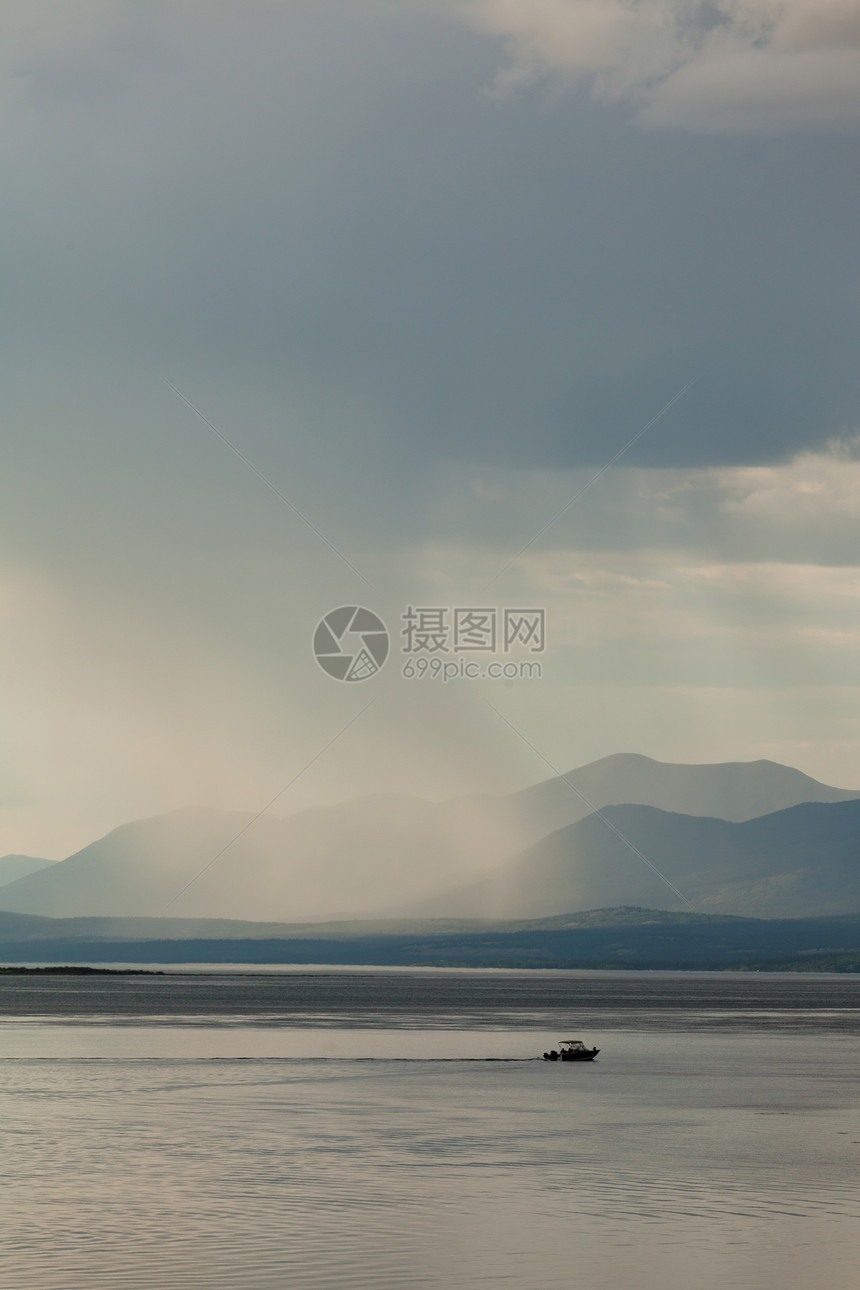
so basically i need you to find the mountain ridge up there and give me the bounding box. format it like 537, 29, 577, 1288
406, 799, 860, 921
2, 754, 859, 922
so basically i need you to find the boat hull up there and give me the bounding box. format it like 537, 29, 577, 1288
543, 1048, 599, 1062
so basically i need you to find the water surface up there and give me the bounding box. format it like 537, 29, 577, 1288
1, 970, 858, 1289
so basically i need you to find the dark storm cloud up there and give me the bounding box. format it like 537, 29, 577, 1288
0, 0, 857, 492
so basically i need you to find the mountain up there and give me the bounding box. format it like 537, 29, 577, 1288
510, 753, 860, 839
0, 795, 508, 921
0, 856, 55, 886
1, 754, 858, 922
411, 800, 860, 920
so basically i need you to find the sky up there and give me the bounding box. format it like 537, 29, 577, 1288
1, 0, 860, 859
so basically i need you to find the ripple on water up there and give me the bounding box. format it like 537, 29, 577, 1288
1, 980, 859, 1290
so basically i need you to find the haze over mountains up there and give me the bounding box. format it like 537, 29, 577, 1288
411, 801, 860, 921
0, 795, 515, 922
0, 856, 55, 887
1, 755, 859, 923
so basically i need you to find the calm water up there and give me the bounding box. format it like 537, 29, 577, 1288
1, 970, 858, 1289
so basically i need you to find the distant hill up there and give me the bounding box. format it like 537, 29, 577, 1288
0, 906, 859, 970
0, 856, 55, 886
411, 800, 860, 920
1, 754, 858, 922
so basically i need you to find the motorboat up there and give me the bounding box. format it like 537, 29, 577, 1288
543, 1039, 599, 1062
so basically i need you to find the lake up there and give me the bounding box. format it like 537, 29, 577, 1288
1, 969, 858, 1289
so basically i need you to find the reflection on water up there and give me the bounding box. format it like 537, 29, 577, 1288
1, 972, 858, 1289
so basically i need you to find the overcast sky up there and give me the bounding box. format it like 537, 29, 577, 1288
2, 0, 860, 858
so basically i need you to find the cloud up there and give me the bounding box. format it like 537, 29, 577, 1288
643, 44, 860, 133
712, 434, 860, 518
454, 0, 860, 132
0, 0, 855, 476
417, 432, 860, 568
